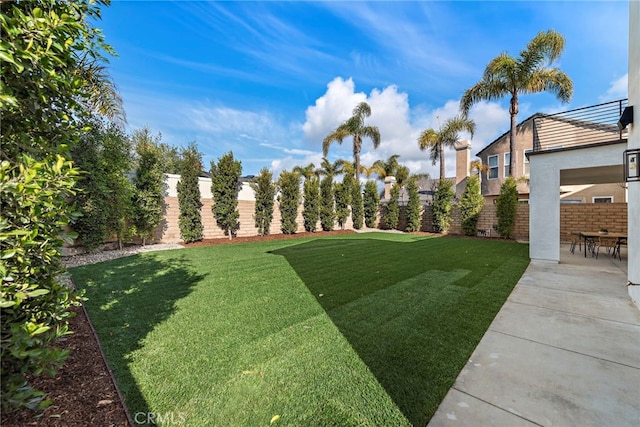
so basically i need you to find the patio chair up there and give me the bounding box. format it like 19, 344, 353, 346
567, 232, 581, 254
594, 236, 619, 260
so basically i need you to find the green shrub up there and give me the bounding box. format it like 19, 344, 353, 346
459, 175, 484, 236
405, 180, 422, 232
278, 170, 300, 234
302, 177, 320, 232
177, 143, 204, 243
432, 179, 455, 233
251, 168, 276, 236
132, 128, 165, 246
211, 152, 242, 239
496, 176, 518, 238
334, 182, 351, 230
0, 156, 81, 411
351, 181, 364, 230
363, 180, 379, 228
384, 184, 400, 230
319, 176, 335, 231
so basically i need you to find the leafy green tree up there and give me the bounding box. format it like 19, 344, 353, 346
496, 176, 519, 238
405, 179, 422, 232
177, 143, 203, 243
278, 170, 300, 234
317, 158, 342, 232
323, 102, 381, 181
384, 184, 400, 230
334, 182, 351, 230
211, 152, 242, 239
0, 0, 120, 410
294, 163, 320, 232
460, 175, 484, 236
418, 116, 475, 181
432, 179, 455, 233
0, 0, 123, 161
251, 168, 276, 236
460, 30, 573, 176
363, 180, 380, 228
132, 128, 165, 246
350, 180, 364, 230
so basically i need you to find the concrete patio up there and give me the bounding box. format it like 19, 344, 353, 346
429, 244, 640, 426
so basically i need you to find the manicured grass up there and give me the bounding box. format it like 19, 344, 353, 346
71, 233, 529, 426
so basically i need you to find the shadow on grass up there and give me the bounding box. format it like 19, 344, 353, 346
70, 253, 205, 423
272, 236, 529, 425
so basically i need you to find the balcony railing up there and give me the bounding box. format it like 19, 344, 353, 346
533, 99, 628, 152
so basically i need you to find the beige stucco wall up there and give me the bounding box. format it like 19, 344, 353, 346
477, 119, 534, 197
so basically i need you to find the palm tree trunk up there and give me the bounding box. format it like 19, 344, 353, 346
439, 142, 445, 181
509, 95, 518, 177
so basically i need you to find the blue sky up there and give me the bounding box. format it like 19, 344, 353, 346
100, 1, 629, 178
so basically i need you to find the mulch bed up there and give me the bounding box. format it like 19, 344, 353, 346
181, 229, 357, 247
2, 229, 360, 427
1, 306, 131, 427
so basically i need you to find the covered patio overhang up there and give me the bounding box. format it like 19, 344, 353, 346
528, 141, 626, 263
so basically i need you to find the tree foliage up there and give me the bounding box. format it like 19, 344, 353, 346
432, 179, 455, 233
210, 152, 242, 239
350, 180, 364, 230
384, 184, 400, 230
363, 180, 379, 228
0, 0, 119, 410
278, 170, 300, 234
460, 175, 484, 236
302, 176, 320, 232
323, 102, 381, 181
251, 168, 276, 236
405, 179, 422, 232
131, 128, 165, 245
418, 116, 475, 181
319, 176, 335, 231
460, 30, 573, 177
177, 143, 203, 243
496, 176, 518, 238
334, 182, 351, 230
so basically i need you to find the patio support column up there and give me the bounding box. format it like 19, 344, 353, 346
627, 0, 640, 305
529, 160, 560, 262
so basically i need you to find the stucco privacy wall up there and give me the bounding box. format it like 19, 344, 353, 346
158, 174, 354, 242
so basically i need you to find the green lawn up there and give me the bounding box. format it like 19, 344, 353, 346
71, 233, 529, 426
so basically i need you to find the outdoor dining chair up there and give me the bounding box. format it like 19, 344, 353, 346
594, 236, 620, 260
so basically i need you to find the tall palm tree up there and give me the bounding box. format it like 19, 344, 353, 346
323, 102, 381, 181
460, 30, 573, 177
418, 116, 475, 181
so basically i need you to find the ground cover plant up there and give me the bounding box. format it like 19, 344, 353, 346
71, 234, 529, 426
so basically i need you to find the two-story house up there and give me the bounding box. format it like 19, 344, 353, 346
475, 110, 626, 204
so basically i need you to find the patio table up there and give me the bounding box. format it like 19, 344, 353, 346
579, 231, 627, 258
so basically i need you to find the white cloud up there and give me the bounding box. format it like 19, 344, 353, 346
301, 77, 511, 180
600, 74, 628, 102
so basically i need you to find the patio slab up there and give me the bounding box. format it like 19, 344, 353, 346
428, 250, 640, 427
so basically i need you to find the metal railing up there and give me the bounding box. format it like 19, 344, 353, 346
533, 99, 628, 152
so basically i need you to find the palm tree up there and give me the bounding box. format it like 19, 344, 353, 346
323, 102, 381, 181
293, 163, 317, 180
418, 116, 475, 181
371, 154, 401, 181
317, 157, 344, 178
460, 30, 573, 177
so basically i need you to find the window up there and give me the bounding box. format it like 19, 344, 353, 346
488, 155, 498, 179
518, 199, 529, 205
561, 199, 583, 204
504, 153, 510, 177
593, 196, 613, 203
523, 150, 532, 176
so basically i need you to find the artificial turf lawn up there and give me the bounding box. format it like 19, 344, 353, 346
71, 233, 530, 426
